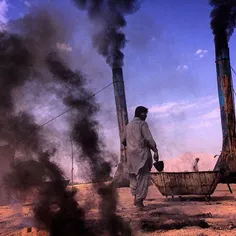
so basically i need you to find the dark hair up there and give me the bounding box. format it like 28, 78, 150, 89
135, 106, 148, 117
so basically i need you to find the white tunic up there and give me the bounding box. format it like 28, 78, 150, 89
121, 117, 157, 175
192, 160, 199, 172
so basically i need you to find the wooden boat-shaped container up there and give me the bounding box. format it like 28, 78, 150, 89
150, 171, 220, 199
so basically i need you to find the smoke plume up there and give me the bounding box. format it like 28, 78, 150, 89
72, 0, 140, 67
0, 31, 45, 154
1, 5, 131, 236
46, 49, 132, 236
46, 52, 113, 182
0, 21, 92, 233
98, 182, 132, 236
210, 0, 236, 48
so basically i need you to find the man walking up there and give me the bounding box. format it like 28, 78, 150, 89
192, 158, 200, 172
121, 106, 159, 208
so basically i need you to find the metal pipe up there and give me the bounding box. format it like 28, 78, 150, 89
112, 67, 129, 163
112, 67, 130, 186
214, 44, 236, 172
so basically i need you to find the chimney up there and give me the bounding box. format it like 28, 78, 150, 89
112, 67, 130, 186
112, 68, 129, 136
214, 37, 236, 172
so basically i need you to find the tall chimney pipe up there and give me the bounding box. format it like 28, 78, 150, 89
214, 38, 236, 172
112, 67, 129, 186
112, 68, 129, 143
112, 68, 128, 162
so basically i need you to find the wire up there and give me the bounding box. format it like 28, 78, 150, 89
70, 135, 74, 188
231, 66, 236, 76
38, 81, 114, 128
230, 66, 236, 96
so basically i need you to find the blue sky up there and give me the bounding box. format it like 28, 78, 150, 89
2, 0, 236, 162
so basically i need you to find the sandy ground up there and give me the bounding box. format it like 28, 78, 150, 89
1, 183, 236, 235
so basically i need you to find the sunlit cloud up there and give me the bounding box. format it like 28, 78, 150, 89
176, 64, 188, 72
195, 49, 208, 58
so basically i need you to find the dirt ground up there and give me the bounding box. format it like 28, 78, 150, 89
1, 183, 236, 235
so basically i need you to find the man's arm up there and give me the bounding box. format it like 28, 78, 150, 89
141, 122, 157, 152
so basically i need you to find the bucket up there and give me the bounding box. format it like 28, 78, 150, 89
153, 161, 164, 172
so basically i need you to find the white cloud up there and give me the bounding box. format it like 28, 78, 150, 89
149, 101, 195, 116
199, 96, 218, 106
188, 104, 220, 130
149, 102, 177, 113
56, 42, 72, 52
149, 96, 218, 115
148, 95, 219, 122
24, 1, 31, 7
201, 108, 220, 120
127, 96, 222, 158
189, 121, 212, 129
129, 96, 220, 143
0, 0, 8, 29
195, 49, 208, 58
176, 65, 188, 72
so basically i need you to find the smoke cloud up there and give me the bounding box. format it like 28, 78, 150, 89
72, 0, 140, 68
0, 30, 49, 156
0, 17, 91, 233
98, 182, 132, 236
46, 48, 132, 236
1, 4, 132, 236
46, 52, 113, 182
210, 0, 236, 48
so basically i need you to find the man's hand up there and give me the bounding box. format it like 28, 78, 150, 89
153, 151, 159, 162
121, 139, 127, 147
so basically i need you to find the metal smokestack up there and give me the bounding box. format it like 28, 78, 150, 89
112, 68, 128, 138
214, 37, 236, 172
112, 68, 129, 186
112, 67, 128, 161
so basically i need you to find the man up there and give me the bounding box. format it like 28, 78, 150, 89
192, 158, 200, 172
121, 106, 159, 208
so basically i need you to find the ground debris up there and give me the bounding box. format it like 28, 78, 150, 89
2, 184, 236, 235
148, 211, 213, 219
211, 221, 236, 231
194, 212, 213, 218
140, 219, 210, 232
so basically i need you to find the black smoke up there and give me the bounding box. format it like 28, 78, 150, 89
0, 31, 44, 154
46, 52, 112, 182
210, 0, 236, 49
1, 6, 131, 236
72, 0, 140, 68
0, 9, 90, 236
98, 182, 132, 236
0, 32, 31, 111
33, 152, 95, 236
46, 52, 132, 236
5, 150, 94, 236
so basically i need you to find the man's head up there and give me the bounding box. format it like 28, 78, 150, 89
135, 106, 148, 121
195, 158, 199, 162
